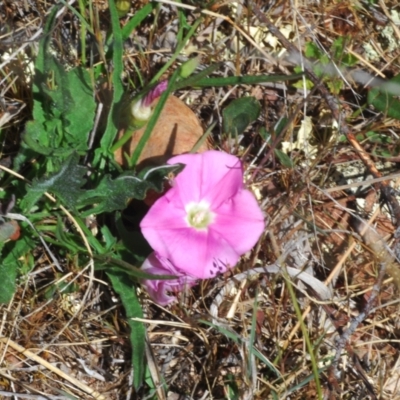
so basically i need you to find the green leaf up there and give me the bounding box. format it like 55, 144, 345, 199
292, 67, 314, 90
58, 64, 96, 144
23, 120, 52, 155
23, 120, 81, 159
44, 277, 80, 300
173, 66, 303, 91
0, 236, 36, 304
173, 63, 222, 90
368, 74, 400, 120
274, 117, 289, 136
223, 97, 261, 136
181, 72, 303, 88
331, 36, 357, 66
224, 374, 240, 400
366, 130, 392, 144
95, 256, 176, 280
199, 319, 240, 344
121, 2, 156, 41
79, 163, 184, 215
305, 42, 323, 59
21, 153, 87, 211
78, 174, 142, 213
30, 8, 58, 125
18, 7, 95, 169
55, 217, 82, 253
327, 78, 344, 95
374, 149, 392, 158
138, 162, 185, 192
331, 36, 345, 60
259, 127, 270, 142
28, 56, 95, 153
97, 0, 125, 160
100, 225, 117, 252
199, 319, 281, 377
107, 270, 145, 389
342, 53, 357, 66
292, 78, 314, 90
275, 149, 294, 168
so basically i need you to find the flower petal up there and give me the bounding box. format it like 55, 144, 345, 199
211, 189, 265, 254
141, 252, 197, 305
151, 227, 240, 279
140, 195, 189, 256
167, 151, 244, 208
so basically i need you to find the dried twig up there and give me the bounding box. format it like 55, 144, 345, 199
0, 337, 105, 400
250, 2, 400, 227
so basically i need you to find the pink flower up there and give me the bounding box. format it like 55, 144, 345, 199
140, 151, 265, 279
141, 252, 197, 305
142, 80, 168, 107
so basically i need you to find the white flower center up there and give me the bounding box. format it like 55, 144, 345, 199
185, 201, 215, 230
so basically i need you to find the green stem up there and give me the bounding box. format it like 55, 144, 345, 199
110, 127, 135, 153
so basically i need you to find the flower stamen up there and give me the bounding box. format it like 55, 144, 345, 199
185, 201, 215, 230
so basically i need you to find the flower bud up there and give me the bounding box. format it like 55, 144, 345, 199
129, 80, 168, 129
180, 56, 201, 78
115, 0, 130, 17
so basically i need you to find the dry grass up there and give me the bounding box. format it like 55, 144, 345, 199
2, 0, 400, 399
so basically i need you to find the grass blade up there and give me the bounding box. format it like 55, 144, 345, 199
107, 270, 146, 390
121, 3, 157, 41
179, 72, 304, 88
